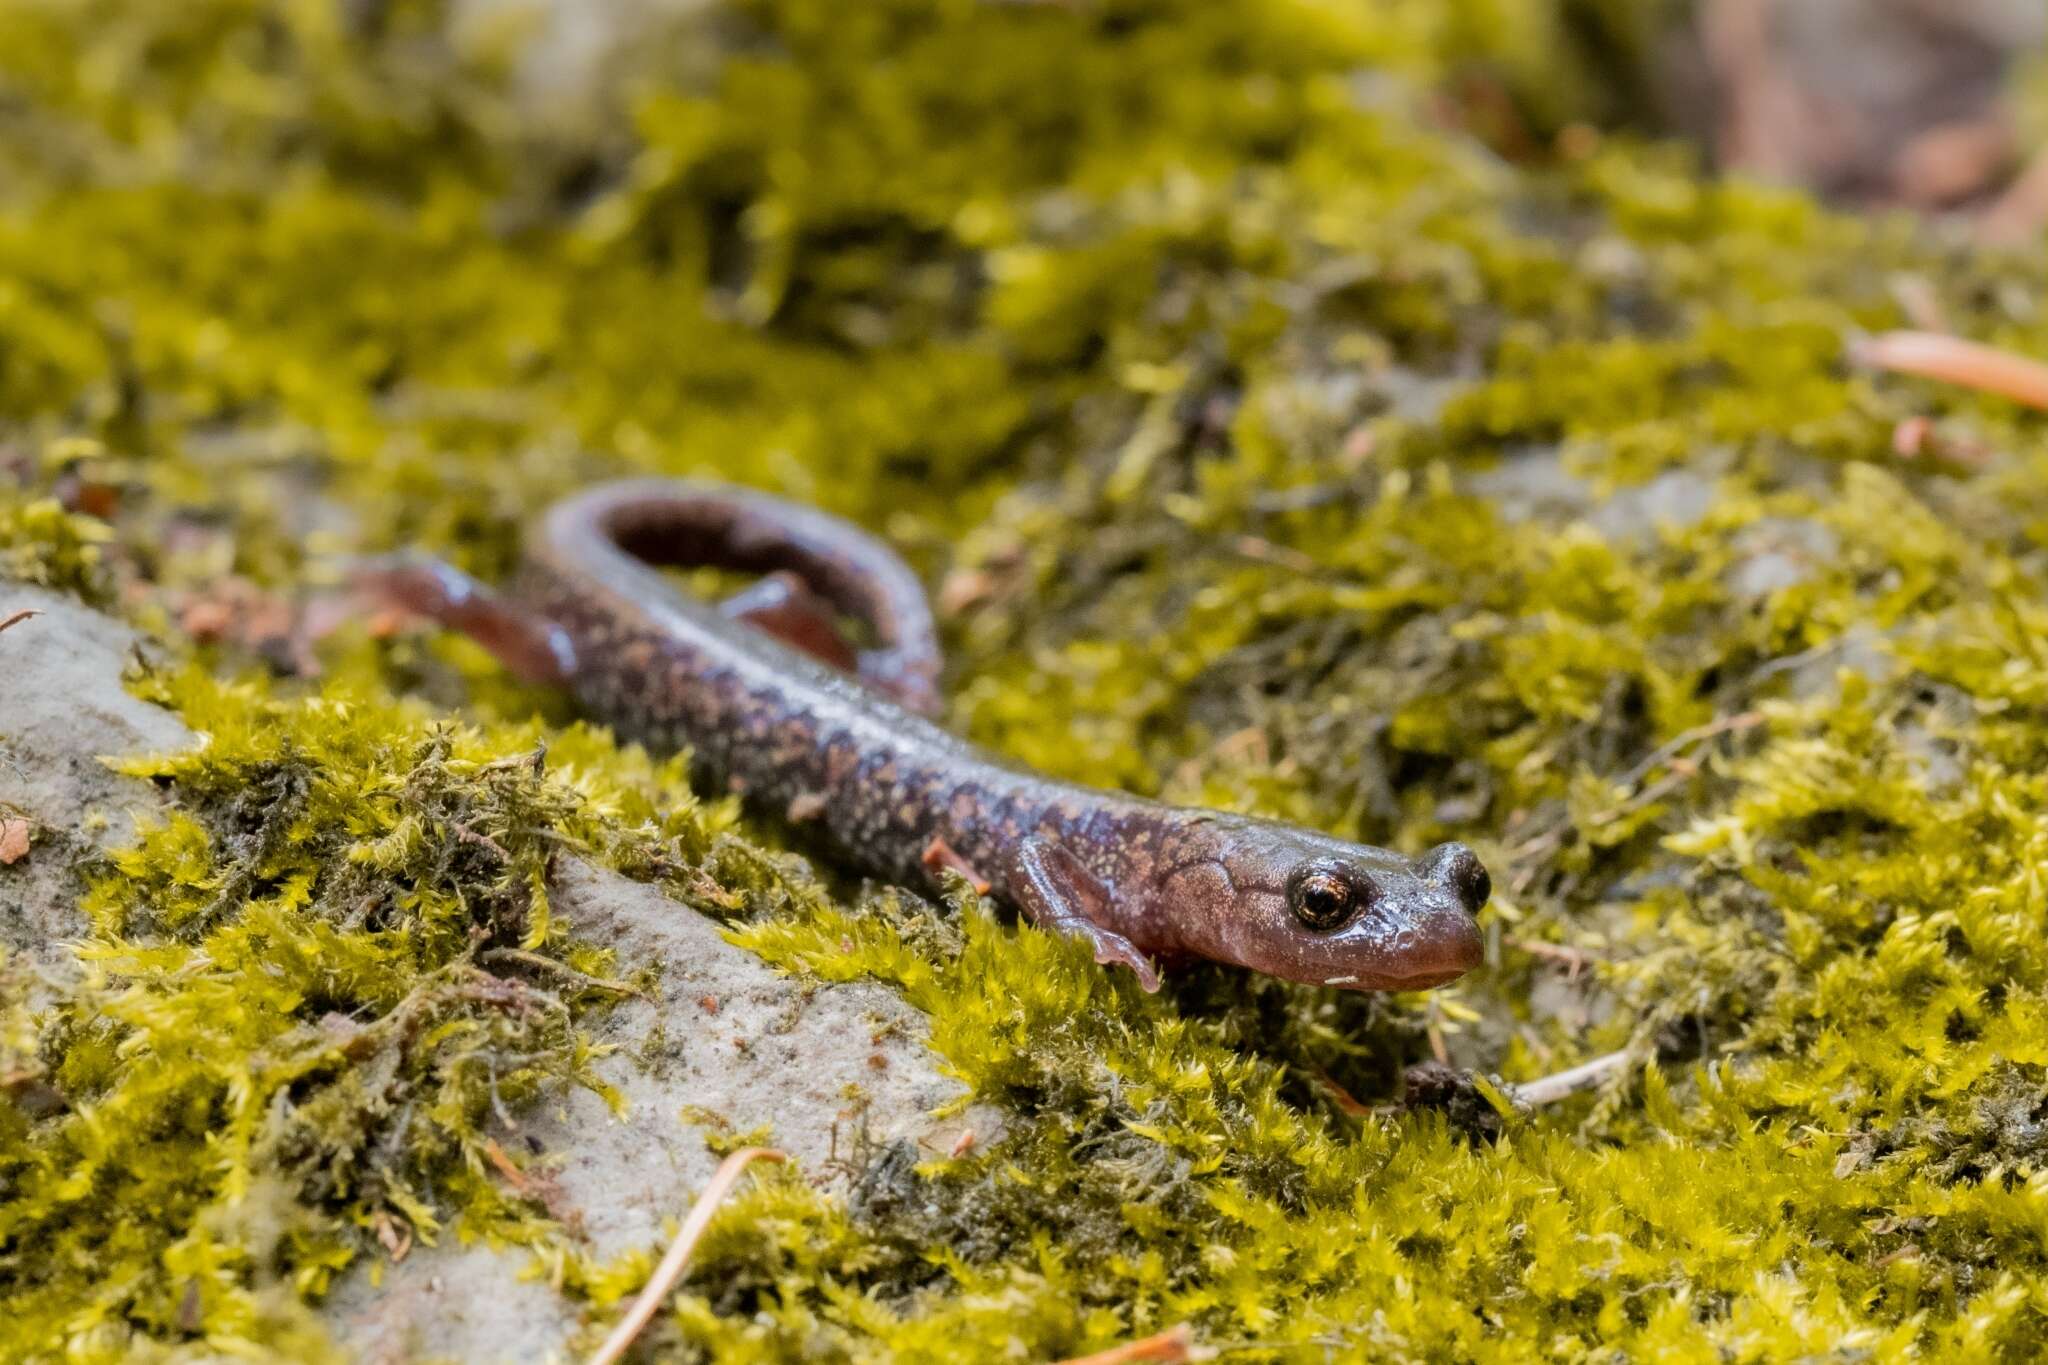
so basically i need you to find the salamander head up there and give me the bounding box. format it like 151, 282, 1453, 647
1154, 817, 1488, 991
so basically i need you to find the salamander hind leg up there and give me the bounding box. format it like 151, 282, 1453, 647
721, 567, 941, 717
354, 552, 577, 686
1003, 836, 1161, 992
719, 571, 861, 674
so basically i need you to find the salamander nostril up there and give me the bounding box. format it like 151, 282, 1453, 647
1418, 841, 1491, 915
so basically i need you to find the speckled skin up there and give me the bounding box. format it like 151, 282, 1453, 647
376, 481, 1489, 993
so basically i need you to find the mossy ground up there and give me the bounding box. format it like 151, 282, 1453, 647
6, 0, 2048, 1360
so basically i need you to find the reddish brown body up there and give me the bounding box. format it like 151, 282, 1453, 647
365, 481, 1488, 992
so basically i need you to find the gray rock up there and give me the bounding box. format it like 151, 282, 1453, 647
0, 582, 987, 1363
454, 0, 713, 115
1466, 448, 1720, 544
0, 582, 197, 972
327, 864, 991, 1363
1725, 518, 1840, 600
1465, 444, 1598, 525
1777, 624, 1898, 702
1897, 722, 1965, 797
1586, 468, 1717, 543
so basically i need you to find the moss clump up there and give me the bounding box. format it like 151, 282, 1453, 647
7, 0, 2048, 1359
0, 445, 115, 605
0, 661, 750, 1354
0, 496, 107, 604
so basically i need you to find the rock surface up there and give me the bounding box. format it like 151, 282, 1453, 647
0, 582, 196, 975
1, 582, 986, 1363
327, 858, 990, 1365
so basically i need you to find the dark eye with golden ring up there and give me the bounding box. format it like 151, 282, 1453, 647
1288, 862, 1364, 931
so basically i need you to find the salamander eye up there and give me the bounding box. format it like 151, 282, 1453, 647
1288, 862, 1368, 931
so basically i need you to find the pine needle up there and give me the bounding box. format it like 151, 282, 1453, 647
586, 1147, 787, 1365
1516, 1050, 1634, 1107
1053, 1323, 1209, 1365
1853, 330, 2048, 412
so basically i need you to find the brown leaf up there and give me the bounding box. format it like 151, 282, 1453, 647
0, 816, 31, 865
371, 1211, 413, 1263
175, 578, 323, 674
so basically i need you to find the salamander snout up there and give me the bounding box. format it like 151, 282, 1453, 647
1361, 843, 1485, 990
1416, 841, 1491, 916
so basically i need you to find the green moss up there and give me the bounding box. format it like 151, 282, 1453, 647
0, 663, 713, 1354
8, 0, 2048, 1359
0, 444, 116, 604
0, 495, 108, 604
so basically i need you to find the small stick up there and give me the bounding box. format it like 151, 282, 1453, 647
1852, 330, 2048, 412
1302, 1060, 1374, 1119
1229, 535, 1319, 575
448, 819, 512, 862
1514, 1050, 1633, 1107
479, 947, 646, 999
1609, 711, 1763, 791
1052, 1323, 1206, 1365
1506, 937, 1601, 981
482, 1138, 538, 1198
587, 1147, 787, 1365
0, 609, 39, 636
1424, 1000, 1450, 1066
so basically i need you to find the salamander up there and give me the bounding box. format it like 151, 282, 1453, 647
361, 479, 1488, 992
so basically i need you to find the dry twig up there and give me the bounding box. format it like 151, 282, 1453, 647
1515, 1050, 1633, 1107
1301, 1059, 1375, 1119
447, 819, 512, 862
1853, 330, 2048, 412
482, 1138, 540, 1198
587, 1147, 787, 1365
480, 946, 645, 999
1052, 1323, 1208, 1365
1506, 937, 1602, 981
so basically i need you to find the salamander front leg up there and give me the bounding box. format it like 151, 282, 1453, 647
354, 552, 577, 686
1004, 836, 1161, 992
